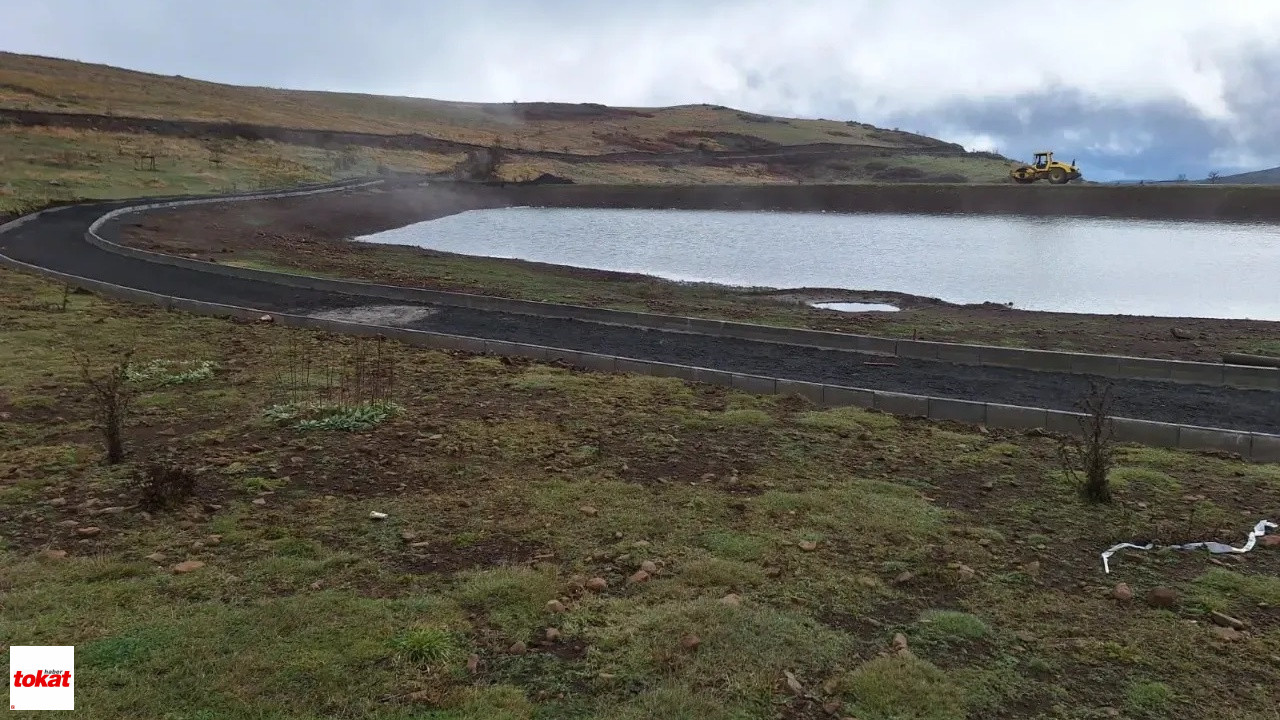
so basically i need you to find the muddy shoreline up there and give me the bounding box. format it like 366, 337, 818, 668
115, 182, 1280, 361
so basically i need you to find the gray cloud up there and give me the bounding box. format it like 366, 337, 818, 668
3, 0, 1279, 179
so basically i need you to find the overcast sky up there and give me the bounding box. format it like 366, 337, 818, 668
4, 0, 1280, 180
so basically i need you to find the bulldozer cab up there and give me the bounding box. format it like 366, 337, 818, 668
1033, 152, 1051, 169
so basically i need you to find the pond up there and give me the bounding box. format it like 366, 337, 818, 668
357, 207, 1280, 320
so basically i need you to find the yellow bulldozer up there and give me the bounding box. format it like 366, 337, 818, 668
1010, 151, 1081, 184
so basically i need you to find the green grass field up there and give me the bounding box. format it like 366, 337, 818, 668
3, 266, 1279, 719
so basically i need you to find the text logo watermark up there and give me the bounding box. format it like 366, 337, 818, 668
10, 646, 74, 711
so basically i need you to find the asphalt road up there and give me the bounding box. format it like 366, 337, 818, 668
2, 195, 1277, 434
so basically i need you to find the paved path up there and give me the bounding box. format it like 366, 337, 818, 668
2, 193, 1276, 434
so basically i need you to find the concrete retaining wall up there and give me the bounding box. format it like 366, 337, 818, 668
85, 199, 1279, 391
2, 240, 1277, 463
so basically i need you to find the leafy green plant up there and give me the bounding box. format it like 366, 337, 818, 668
263, 400, 402, 431
126, 359, 217, 386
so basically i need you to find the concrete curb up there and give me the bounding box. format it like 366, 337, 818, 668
1, 243, 1276, 463
84, 195, 1278, 391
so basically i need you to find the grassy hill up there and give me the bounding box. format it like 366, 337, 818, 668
1206, 167, 1280, 185
0, 52, 1017, 213
1, 52, 959, 154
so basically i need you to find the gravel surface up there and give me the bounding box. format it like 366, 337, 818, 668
3, 197, 1277, 434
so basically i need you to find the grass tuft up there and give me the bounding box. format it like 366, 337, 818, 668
843, 654, 966, 720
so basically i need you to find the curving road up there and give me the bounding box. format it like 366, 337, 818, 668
1, 190, 1277, 434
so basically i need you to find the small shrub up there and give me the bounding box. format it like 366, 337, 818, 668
77, 348, 136, 464
130, 462, 197, 511
1059, 381, 1115, 503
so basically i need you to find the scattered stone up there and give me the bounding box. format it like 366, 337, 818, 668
614, 531, 624, 539
75, 526, 101, 537
57, 520, 78, 528
1112, 583, 1134, 602
640, 560, 658, 574
251, 498, 267, 505
172, 560, 205, 574
981, 480, 996, 491
1170, 327, 1196, 340
309, 580, 324, 590
400, 530, 418, 541
628, 569, 651, 584
579, 505, 598, 517
798, 540, 818, 552
956, 564, 976, 581
585, 577, 608, 593
545, 599, 566, 613
764, 566, 783, 578
893, 570, 916, 585
466, 653, 480, 673
857, 576, 880, 589
1022, 561, 1041, 576
1210, 611, 1246, 630
145, 552, 167, 563
1211, 625, 1244, 642
369, 511, 388, 520
822, 700, 843, 715
1147, 587, 1179, 609
258, 314, 273, 323
1261, 535, 1280, 548
409, 541, 431, 549
508, 641, 527, 655
632, 540, 651, 548
719, 593, 742, 607
545, 627, 561, 642
42, 549, 67, 560
783, 670, 804, 696
679, 633, 701, 650
46, 497, 67, 507
204, 535, 222, 546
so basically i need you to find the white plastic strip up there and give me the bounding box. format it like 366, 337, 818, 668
1101, 519, 1277, 573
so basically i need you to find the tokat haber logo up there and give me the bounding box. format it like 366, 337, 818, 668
9, 646, 75, 711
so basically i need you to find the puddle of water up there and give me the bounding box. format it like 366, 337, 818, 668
811, 302, 900, 313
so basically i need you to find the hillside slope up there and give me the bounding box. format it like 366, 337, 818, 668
1, 51, 961, 156
1207, 166, 1280, 184
0, 52, 1018, 213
